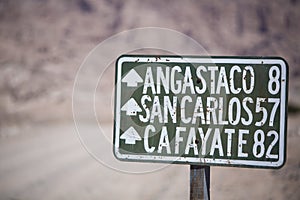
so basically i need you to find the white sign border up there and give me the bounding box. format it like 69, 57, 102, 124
114, 55, 288, 168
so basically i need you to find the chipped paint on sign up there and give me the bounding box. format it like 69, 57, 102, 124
113, 55, 288, 168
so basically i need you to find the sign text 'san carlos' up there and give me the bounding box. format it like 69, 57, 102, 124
114, 56, 288, 168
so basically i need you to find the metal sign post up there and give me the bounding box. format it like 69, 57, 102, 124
190, 165, 210, 200
113, 55, 288, 199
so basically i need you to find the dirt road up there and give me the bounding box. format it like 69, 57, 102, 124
0, 123, 188, 200
0, 1, 299, 199
0, 118, 299, 200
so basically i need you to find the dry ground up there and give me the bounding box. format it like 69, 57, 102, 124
0, 0, 299, 199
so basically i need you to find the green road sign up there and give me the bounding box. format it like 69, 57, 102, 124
113, 55, 288, 168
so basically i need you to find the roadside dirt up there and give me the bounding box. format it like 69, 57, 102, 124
0, 0, 299, 199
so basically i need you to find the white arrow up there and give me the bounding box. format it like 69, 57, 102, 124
121, 98, 142, 116
120, 127, 142, 144
121, 69, 143, 87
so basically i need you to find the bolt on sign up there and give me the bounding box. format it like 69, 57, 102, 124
113, 55, 288, 168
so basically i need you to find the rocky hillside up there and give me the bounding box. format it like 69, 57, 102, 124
0, 0, 299, 128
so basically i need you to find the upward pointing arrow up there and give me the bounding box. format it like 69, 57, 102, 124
121, 98, 142, 116
121, 69, 143, 87
120, 127, 142, 144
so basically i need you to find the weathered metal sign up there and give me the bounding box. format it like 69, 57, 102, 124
113, 55, 288, 168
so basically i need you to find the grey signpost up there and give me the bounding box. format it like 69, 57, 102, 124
190, 165, 210, 200
114, 55, 288, 199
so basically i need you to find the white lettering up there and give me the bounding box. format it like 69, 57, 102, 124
170, 66, 182, 94
228, 97, 241, 125
157, 126, 171, 154
199, 128, 212, 156
242, 66, 255, 94
143, 67, 156, 94
144, 125, 156, 153
229, 65, 241, 94
150, 96, 163, 123
216, 67, 230, 94
210, 128, 224, 156
195, 65, 207, 94
238, 129, 249, 157
157, 66, 170, 94
185, 128, 198, 155
139, 95, 151, 123
225, 129, 234, 156
175, 127, 185, 154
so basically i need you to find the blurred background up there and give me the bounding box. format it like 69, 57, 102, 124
0, 0, 299, 199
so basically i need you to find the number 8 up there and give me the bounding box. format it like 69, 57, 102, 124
268, 66, 280, 95
253, 130, 265, 158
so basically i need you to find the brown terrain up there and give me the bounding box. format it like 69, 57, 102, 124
0, 0, 299, 199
